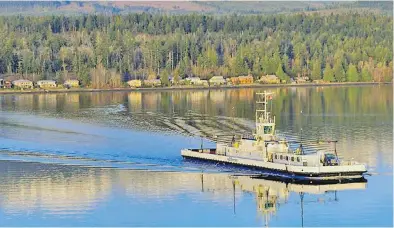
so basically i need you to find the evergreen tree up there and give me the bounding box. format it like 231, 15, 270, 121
323, 65, 335, 82
261, 55, 269, 75
360, 67, 372, 82
346, 64, 359, 82
252, 57, 261, 77
160, 69, 170, 86
173, 67, 180, 85
272, 51, 281, 72
206, 46, 218, 68
333, 60, 346, 82
282, 55, 291, 76
234, 53, 247, 76
311, 58, 322, 80
267, 57, 277, 75
276, 64, 289, 82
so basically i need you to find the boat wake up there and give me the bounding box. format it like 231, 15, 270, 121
0, 149, 253, 174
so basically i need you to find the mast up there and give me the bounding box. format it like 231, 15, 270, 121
255, 91, 276, 141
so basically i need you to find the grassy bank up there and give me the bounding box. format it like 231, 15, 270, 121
0, 82, 391, 95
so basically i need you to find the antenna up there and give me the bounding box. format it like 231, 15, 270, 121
200, 112, 205, 150
334, 141, 338, 158
265, 142, 268, 159
300, 110, 304, 155
300, 127, 303, 143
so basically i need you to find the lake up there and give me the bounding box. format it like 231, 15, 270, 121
0, 85, 392, 226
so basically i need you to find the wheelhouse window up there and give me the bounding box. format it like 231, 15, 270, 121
280, 155, 283, 160
324, 153, 339, 165
264, 126, 273, 134
291, 157, 294, 162
325, 154, 337, 160
297, 157, 301, 162
285, 156, 288, 161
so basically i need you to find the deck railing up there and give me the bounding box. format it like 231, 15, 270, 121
340, 160, 358, 166
190, 148, 217, 154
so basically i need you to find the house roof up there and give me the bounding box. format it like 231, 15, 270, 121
185, 76, 200, 80
238, 75, 253, 79
13, 79, 33, 83
260, 75, 279, 81
37, 80, 56, 82
210, 76, 225, 80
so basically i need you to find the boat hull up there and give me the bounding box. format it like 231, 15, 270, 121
181, 149, 367, 181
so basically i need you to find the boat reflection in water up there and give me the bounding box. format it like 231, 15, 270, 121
201, 173, 367, 227
0, 160, 368, 226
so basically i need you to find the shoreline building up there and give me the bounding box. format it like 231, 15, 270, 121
12, 79, 33, 89
37, 80, 57, 88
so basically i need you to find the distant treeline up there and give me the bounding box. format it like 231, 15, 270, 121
0, 13, 392, 88
0, 1, 391, 15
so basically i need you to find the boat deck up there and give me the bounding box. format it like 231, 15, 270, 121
181, 148, 367, 180
187, 148, 266, 161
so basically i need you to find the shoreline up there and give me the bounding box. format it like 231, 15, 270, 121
0, 82, 391, 95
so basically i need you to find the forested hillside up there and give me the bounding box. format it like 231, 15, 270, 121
0, 12, 392, 87
0, 1, 391, 15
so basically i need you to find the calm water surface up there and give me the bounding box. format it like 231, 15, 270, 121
0, 85, 392, 226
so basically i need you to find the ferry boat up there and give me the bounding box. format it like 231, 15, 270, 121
181, 91, 367, 180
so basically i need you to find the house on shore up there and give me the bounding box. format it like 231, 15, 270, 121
185, 77, 201, 85
295, 76, 310, 84
3, 80, 12, 89
64, 79, 80, 88
238, 75, 254, 84
200, 80, 209, 86
259, 75, 280, 84
230, 77, 239, 85
143, 79, 161, 87
209, 76, 226, 86
231, 75, 254, 85
312, 79, 326, 84
37, 80, 57, 88
127, 80, 142, 88
171, 77, 186, 85
12, 79, 33, 89
185, 77, 209, 86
